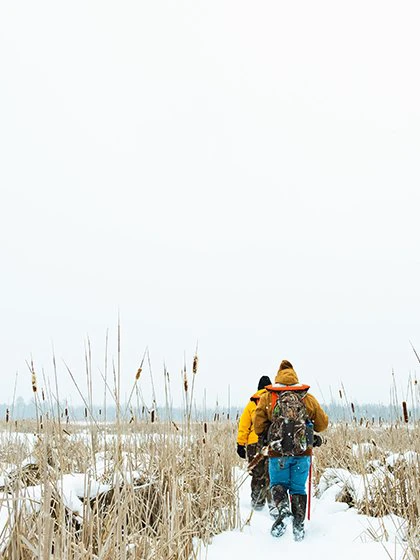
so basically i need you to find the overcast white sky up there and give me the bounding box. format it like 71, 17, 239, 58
1, 1, 419, 410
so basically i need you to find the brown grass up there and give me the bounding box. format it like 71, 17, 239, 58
0, 418, 239, 559
314, 421, 420, 557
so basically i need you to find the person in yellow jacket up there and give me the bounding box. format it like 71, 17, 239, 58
255, 360, 328, 541
237, 375, 274, 512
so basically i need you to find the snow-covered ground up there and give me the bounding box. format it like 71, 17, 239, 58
197, 468, 408, 560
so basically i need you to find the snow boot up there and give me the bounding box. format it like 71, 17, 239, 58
251, 500, 265, 511
251, 487, 265, 511
266, 488, 279, 519
270, 485, 289, 538
268, 502, 279, 520
291, 494, 307, 541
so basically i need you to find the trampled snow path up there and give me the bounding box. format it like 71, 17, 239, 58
197, 468, 407, 560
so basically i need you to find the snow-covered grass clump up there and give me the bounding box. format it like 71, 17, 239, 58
0, 419, 238, 559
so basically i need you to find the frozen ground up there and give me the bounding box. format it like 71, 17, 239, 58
197, 468, 408, 560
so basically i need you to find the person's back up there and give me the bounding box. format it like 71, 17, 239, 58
255, 360, 328, 540
237, 375, 274, 512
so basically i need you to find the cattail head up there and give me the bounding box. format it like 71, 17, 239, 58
351, 402, 355, 413
135, 367, 142, 381
41, 389, 45, 401
192, 355, 198, 375
402, 401, 409, 423
183, 371, 188, 393
5, 409, 9, 423
339, 389, 342, 399
31, 372, 37, 393
203, 422, 207, 434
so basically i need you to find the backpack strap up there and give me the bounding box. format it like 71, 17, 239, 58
270, 390, 277, 411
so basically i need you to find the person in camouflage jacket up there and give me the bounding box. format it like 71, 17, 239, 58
255, 360, 328, 541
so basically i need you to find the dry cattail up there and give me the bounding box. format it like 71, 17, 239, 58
151, 409, 155, 423
183, 371, 188, 393
84, 407, 88, 419
402, 401, 409, 423
41, 389, 45, 401
192, 355, 198, 374
5, 409, 9, 423
203, 422, 207, 434
135, 367, 142, 381
351, 402, 355, 413
31, 372, 37, 393
339, 390, 342, 399
65, 408, 68, 417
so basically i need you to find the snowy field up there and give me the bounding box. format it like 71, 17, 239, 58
198, 466, 408, 560
0, 423, 418, 559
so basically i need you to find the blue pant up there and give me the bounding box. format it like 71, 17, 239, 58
268, 456, 311, 495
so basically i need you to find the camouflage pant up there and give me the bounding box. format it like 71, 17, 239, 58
247, 443, 271, 507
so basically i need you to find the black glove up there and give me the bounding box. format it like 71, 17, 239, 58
313, 434, 323, 447
237, 444, 246, 459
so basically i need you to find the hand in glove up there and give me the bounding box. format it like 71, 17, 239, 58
236, 444, 246, 459
313, 434, 323, 447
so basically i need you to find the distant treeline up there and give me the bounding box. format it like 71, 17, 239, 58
323, 402, 419, 424
1, 398, 418, 424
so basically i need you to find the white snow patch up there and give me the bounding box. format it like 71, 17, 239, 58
196, 467, 407, 560
56, 473, 111, 517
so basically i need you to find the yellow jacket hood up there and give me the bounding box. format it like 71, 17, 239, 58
237, 389, 267, 446
250, 388, 267, 401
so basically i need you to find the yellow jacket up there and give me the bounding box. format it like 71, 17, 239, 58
254, 367, 328, 437
237, 389, 267, 446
